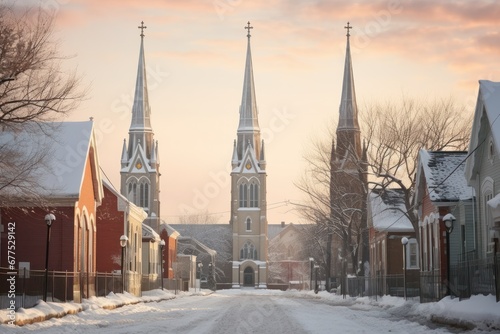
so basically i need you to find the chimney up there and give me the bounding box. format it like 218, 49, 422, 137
281, 221, 285, 228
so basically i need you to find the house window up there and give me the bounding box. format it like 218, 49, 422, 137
246, 217, 251, 231
481, 178, 494, 256
406, 238, 419, 269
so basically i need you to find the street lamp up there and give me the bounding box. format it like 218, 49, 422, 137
43, 213, 56, 302
401, 237, 409, 300
309, 258, 314, 291
197, 262, 203, 292
208, 263, 215, 291
120, 235, 128, 294
159, 239, 165, 290
443, 213, 456, 296
314, 265, 319, 294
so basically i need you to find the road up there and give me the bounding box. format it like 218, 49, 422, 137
5, 290, 471, 333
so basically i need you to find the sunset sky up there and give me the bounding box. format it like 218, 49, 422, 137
22, 0, 500, 224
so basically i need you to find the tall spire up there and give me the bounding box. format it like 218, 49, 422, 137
336, 22, 361, 158
128, 21, 153, 157
236, 21, 261, 161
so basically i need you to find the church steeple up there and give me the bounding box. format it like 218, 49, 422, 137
230, 22, 268, 289
236, 21, 261, 162
120, 21, 161, 225
128, 21, 153, 158
336, 22, 361, 158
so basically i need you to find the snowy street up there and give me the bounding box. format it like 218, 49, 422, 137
4, 289, 498, 333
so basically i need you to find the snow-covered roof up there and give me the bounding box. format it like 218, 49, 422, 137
0, 121, 102, 201
169, 224, 231, 257
465, 80, 500, 182
177, 236, 217, 257
159, 221, 180, 239
142, 223, 160, 242
418, 150, 474, 202
479, 80, 500, 151
368, 188, 413, 232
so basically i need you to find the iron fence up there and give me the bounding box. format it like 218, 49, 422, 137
0, 267, 148, 310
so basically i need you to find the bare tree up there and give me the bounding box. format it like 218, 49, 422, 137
296, 97, 472, 290
362, 97, 472, 236
0, 4, 85, 126
0, 5, 85, 205
295, 133, 367, 290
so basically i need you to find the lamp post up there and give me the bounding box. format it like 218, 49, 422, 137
208, 262, 216, 291
309, 258, 314, 291
43, 214, 56, 302
314, 265, 319, 294
120, 235, 128, 294
401, 237, 409, 300
197, 262, 203, 291
443, 213, 456, 297
159, 239, 165, 290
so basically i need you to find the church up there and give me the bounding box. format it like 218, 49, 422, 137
123, 21, 366, 289
329, 22, 368, 288
229, 22, 268, 288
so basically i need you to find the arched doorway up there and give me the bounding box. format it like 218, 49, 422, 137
243, 266, 254, 286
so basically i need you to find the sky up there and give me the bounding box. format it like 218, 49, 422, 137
18, 0, 500, 224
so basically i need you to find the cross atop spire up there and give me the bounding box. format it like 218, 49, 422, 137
245, 21, 253, 39
138, 21, 147, 37
344, 21, 352, 37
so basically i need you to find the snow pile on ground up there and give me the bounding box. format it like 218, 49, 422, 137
0, 289, 182, 326
0, 301, 82, 326
307, 291, 500, 331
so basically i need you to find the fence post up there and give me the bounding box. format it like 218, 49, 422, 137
65, 271, 68, 302
22, 268, 26, 309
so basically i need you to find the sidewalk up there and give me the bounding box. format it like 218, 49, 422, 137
0, 289, 211, 326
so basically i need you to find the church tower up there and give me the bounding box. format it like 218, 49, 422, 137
230, 22, 268, 288
329, 23, 368, 288
120, 22, 161, 232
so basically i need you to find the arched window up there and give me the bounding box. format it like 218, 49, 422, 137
246, 217, 251, 231
127, 181, 138, 203
139, 182, 149, 208
239, 183, 248, 208
250, 183, 259, 207
241, 241, 257, 260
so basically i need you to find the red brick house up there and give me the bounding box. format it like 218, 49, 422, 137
0, 121, 103, 302
415, 150, 475, 301
159, 223, 179, 280
367, 188, 417, 296
96, 175, 146, 296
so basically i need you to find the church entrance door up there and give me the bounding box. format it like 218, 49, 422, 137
243, 266, 254, 286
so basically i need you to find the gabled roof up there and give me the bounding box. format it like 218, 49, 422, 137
160, 221, 180, 239
169, 224, 232, 257
0, 121, 103, 203
416, 150, 474, 203
465, 80, 500, 181
177, 236, 217, 257
142, 223, 160, 241
368, 188, 413, 232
